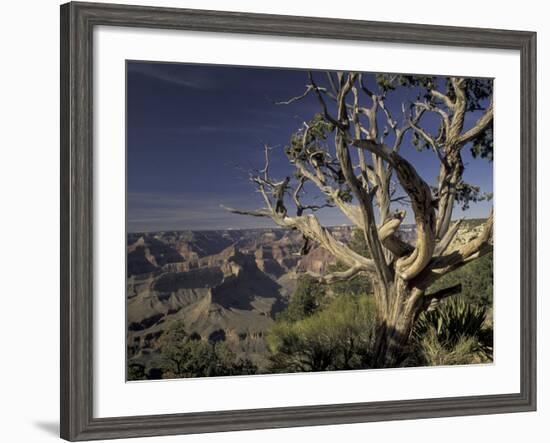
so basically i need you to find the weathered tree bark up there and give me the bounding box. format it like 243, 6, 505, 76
370, 278, 422, 367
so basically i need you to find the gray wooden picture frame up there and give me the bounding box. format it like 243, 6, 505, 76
60, 1, 537, 441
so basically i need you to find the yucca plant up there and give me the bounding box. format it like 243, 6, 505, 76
411, 297, 493, 365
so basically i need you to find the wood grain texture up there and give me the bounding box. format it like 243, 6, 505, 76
60, 2, 537, 441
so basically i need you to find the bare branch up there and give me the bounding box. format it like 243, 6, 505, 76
377, 211, 406, 241
415, 101, 450, 136
430, 80, 492, 240
409, 120, 446, 163
284, 213, 377, 274
390, 195, 412, 205
273, 176, 290, 216
351, 85, 371, 188
359, 73, 375, 98
275, 85, 314, 105
423, 283, 463, 311
382, 235, 415, 259
308, 72, 345, 130
259, 144, 276, 182
379, 98, 397, 131
430, 89, 455, 109
353, 139, 436, 280
306, 265, 363, 284
221, 205, 271, 218
326, 72, 339, 96
447, 78, 467, 143
419, 209, 493, 285
294, 159, 363, 227
385, 102, 428, 184
291, 176, 307, 215
292, 176, 334, 216
458, 101, 493, 145
377, 210, 414, 258
434, 217, 464, 255
434, 157, 463, 240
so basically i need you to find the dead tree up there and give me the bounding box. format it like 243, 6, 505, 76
225, 72, 493, 367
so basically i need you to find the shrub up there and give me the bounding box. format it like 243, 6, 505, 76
278, 276, 326, 322
409, 297, 493, 366
127, 363, 146, 381
416, 330, 490, 366
267, 295, 377, 372
155, 321, 257, 378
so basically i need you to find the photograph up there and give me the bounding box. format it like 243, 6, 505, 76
126, 62, 495, 381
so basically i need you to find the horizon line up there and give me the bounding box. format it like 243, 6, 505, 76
126, 217, 488, 235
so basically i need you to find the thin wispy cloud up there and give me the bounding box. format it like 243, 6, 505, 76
128, 63, 216, 90
172, 122, 281, 136
128, 192, 267, 232
127, 191, 349, 232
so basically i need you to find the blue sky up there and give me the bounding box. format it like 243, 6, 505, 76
127, 61, 493, 232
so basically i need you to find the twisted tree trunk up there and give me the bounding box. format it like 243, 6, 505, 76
369, 275, 424, 367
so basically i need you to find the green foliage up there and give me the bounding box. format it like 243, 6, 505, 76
329, 268, 372, 298
127, 363, 146, 381
428, 252, 493, 308
454, 182, 492, 210
410, 297, 493, 366
278, 275, 326, 322
413, 330, 491, 366
375, 75, 492, 111
462, 78, 493, 111
377, 74, 437, 93
431, 184, 492, 212
326, 261, 372, 299
406, 243, 493, 367
471, 123, 493, 161
284, 113, 335, 164
414, 297, 489, 347
267, 295, 377, 373
151, 321, 257, 379
284, 113, 353, 204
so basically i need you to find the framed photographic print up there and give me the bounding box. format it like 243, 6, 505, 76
60, 1, 537, 441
